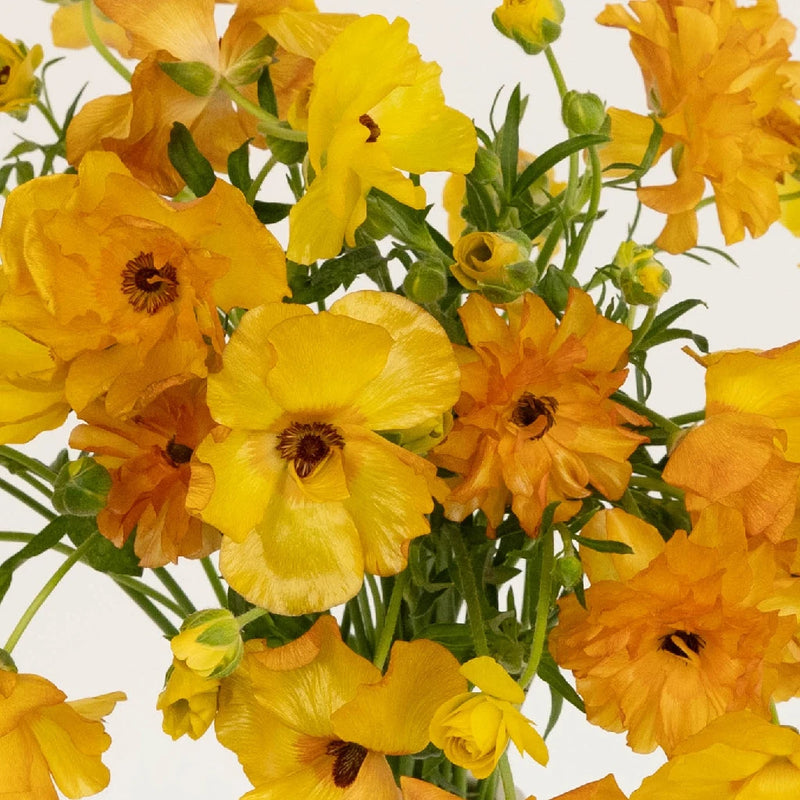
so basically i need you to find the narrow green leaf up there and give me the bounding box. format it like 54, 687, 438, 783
67, 519, 142, 576
14, 161, 34, 185
499, 84, 522, 200
227, 140, 253, 194
572, 533, 634, 554
167, 122, 215, 197
257, 67, 278, 116
647, 298, 707, 336
544, 685, 564, 739
6, 141, 39, 159
0, 164, 14, 193
537, 650, 585, 712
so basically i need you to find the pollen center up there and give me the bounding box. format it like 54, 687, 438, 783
659, 630, 705, 659
0, 66, 10, 86
511, 392, 558, 439
359, 113, 381, 143
276, 421, 344, 478
165, 439, 193, 466
326, 739, 368, 788
121, 251, 179, 314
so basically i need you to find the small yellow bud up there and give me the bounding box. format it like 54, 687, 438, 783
157, 659, 221, 741
613, 241, 671, 306
0, 36, 43, 120
492, 0, 565, 55
171, 609, 244, 679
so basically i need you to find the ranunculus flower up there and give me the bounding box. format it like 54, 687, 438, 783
0, 35, 42, 119
157, 658, 221, 741
429, 656, 548, 779
170, 609, 243, 680
0, 670, 125, 798
492, 0, 565, 55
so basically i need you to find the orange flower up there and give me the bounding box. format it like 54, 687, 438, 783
431, 290, 647, 537
49, 2, 134, 57
69, 379, 220, 567
215, 615, 466, 799
551, 775, 628, 800
598, 0, 800, 253
550, 526, 797, 754
0, 151, 287, 417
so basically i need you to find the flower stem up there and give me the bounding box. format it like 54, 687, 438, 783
0, 447, 58, 485
498, 754, 516, 800
629, 305, 658, 351
373, 570, 408, 670
611, 391, 682, 437
447, 521, 490, 657
0, 477, 56, 521
115, 582, 179, 638
200, 556, 228, 608
4, 532, 99, 654
82, 0, 132, 82
109, 574, 186, 617
245, 155, 279, 205
153, 567, 196, 616
34, 101, 62, 138
218, 78, 307, 142
235, 606, 269, 628
519, 526, 554, 689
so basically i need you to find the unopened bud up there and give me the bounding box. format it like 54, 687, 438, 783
613, 241, 671, 306
555, 555, 583, 589
171, 608, 244, 680
403, 260, 449, 304
562, 91, 607, 135
492, 0, 565, 55
52, 457, 111, 516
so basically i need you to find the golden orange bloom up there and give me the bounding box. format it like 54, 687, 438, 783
630, 711, 800, 799
69, 379, 220, 567
551, 775, 628, 800
215, 615, 466, 799
431, 290, 648, 537
598, 0, 800, 253
0, 151, 287, 418
0, 670, 125, 798
550, 527, 797, 754
188, 291, 460, 615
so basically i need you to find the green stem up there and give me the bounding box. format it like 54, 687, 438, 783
0, 477, 55, 521
453, 766, 468, 798
671, 410, 704, 426
611, 391, 682, 437
629, 305, 657, 351
498, 754, 516, 800
366, 574, 385, 634
346, 595, 371, 658
4, 533, 99, 654
235, 606, 269, 628
544, 46, 568, 98
478, 771, 498, 800
620, 489, 642, 516
628, 476, 684, 498
519, 526, 553, 689
0, 447, 58, 484
0, 531, 73, 556
108, 574, 186, 617
373, 570, 408, 670
780, 190, 800, 203
34, 101, 63, 138
564, 145, 603, 275
153, 567, 196, 616
447, 522, 490, 657
201, 556, 228, 608
245, 155, 279, 205
218, 78, 307, 142
116, 582, 179, 638
82, 0, 132, 82
4, 470, 52, 499
356, 581, 375, 644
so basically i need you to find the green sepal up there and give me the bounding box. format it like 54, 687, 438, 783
225, 36, 276, 86
571, 534, 633, 555
227, 139, 253, 194
159, 60, 217, 97
67, 518, 142, 576
168, 122, 216, 197
535, 264, 580, 314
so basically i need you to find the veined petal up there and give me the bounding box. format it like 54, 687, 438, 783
257, 9, 357, 61
460, 656, 525, 704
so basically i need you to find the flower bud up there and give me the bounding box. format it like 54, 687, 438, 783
451, 230, 537, 302
171, 608, 244, 679
157, 658, 221, 740
0, 36, 43, 120
562, 91, 608, 135
430, 656, 548, 779
613, 241, 671, 305
492, 0, 565, 55
52, 457, 112, 516
555, 554, 583, 589
403, 259, 449, 304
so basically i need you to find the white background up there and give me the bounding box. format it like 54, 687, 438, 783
1, 1, 800, 798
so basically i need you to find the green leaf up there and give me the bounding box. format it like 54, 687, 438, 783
414, 622, 474, 660
167, 122, 216, 197
0, 164, 14, 193
641, 327, 709, 353
14, 161, 34, 185
537, 650, 585, 712
499, 84, 522, 200
544, 684, 564, 739
252, 200, 292, 224
257, 66, 278, 116
6, 141, 39, 159
288, 244, 383, 305
227, 140, 253, 194
67, 518, 142, 576
572, 534, 634, 555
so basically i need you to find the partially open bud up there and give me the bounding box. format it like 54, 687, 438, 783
0, 36, 42, 120
157, 658, 221, 740
492, 0, 565, 55
52, 457, 111, 516
171, 609, 244, 679
562, 91, 608, 135
403, 259, 449, 304
451, 230, 537, 302
612, 241, 671, 306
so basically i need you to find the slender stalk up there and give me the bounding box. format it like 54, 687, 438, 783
235, 606, 269, 628
519, 526, 553, 689
628, 476, 684, 498
453, 766, 468, 798
671, 410, 705, 426
478, 771, 498, 800
4, 533, 99, 654
447, 522, 490, 657
564, 145, 603, 275
611, 391, 682, 437
366, 574, 385, 633
201, 556, 228, 608
346, 595, 371, 658
629, 305, 658, 351
497, 754, 516, 800
153, 567, 196, 616
82, 0, 132, 82
0, 531, 73, 556
116, 582, 179, 638
218, 78, 307, 142
245, 155, 278, 205
3, 470, 52, 499
373, 570, 408, 670
34, 101, 62, 138
0, 448, 58, 484
0, 477, 56, 521
109, 574, 186, 617
356, 581, 375, 643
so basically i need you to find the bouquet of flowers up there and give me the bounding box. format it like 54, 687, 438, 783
1, 1, 800, 798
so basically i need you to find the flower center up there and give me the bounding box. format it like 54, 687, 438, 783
165, 439, 193, 466
0, 66, 10, 86
659, 630, 705, 659
510, 392, 558, 439
326, 739, 368, 788
276, 421, 344, 478
121, 251, 179, 314
359, 113, 381, 143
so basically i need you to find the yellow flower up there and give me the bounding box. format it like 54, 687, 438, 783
157, 658, 221, 741
0, 670, 125, 798
170, 609, 243, 680
431, 290, 648, 537
49, 2, 134, 57
630, 711, 800, 799
0, 323, 69, 445
551, 775, 629, 800
215, 615, 466, 799
598, 0, 800, 253
492, 0, 565, 55
188, 291, 460, 615
612, 241, 671, 306
287, 15, 476, 264
0, 151, 287, 417
0, 35, 42, 119
429, 656, 548, 779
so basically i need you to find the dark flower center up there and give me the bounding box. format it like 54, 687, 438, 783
0, 66, 10, 86
359, 113, 381, 143
276, 421, 344, 478
659, 630, 705, 659
510, 392, 558, 439
121, 251, 179, 314
165, 439, 193, 466
326, 739, 368, 788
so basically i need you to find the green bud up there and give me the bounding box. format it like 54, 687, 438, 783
555, 555, 583, 589
471, 148, 503, 184
403, 260, 449, 304
159, 60, 218, 97
172, 609, 244, 679
562, 91, 608, 135
52, 457, 112, 517
613, 241, 671, 306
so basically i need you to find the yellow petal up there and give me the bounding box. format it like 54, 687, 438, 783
459, 656, 525, 704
